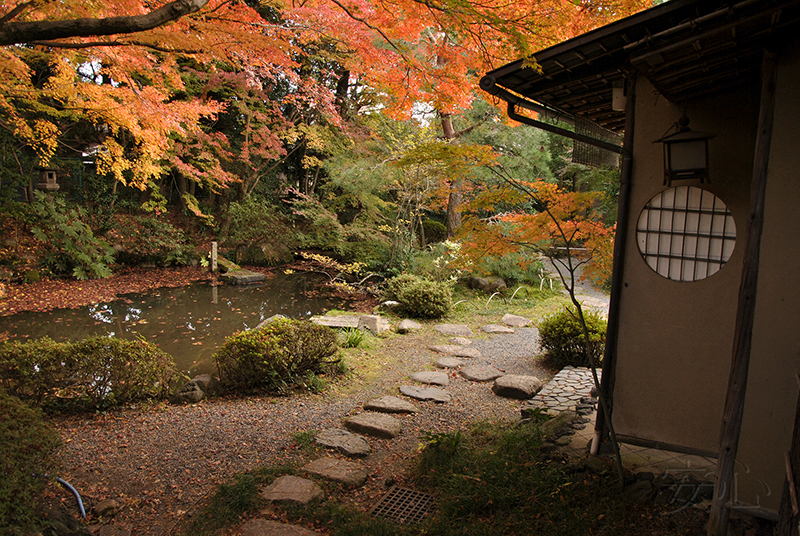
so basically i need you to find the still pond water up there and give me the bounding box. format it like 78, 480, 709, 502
0, 272, 360, 377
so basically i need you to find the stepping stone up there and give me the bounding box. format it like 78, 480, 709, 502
260, 475, 323, 504
460, 364, 504, 382
364, 395, 419, 414
428, 345, 482, 358
449, 337, 472, 345
502, 313, 532, 327
435, 357, 464, 369
239, 519, 318, 536
315, 428, 371, 457
222, 269, 266, 285
303, 457, 368, 487
491, 375, 544, 399
358, 314, 390, 334
434, 324, 474, 337
345, 412, 402, 439
311, 314, 360, 328
399, 385, 452, 403
481, 324, 515, 334
410, 371, 449, 386
397, 319, 422, 333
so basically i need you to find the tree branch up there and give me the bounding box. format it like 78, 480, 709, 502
28, 39, 202, 54
0, 0, 210, 46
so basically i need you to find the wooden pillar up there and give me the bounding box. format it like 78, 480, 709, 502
778, 376, 800, 535
593, 71, 637, 453
707, 49, 776, 536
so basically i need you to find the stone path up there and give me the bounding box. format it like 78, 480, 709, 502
239, 313, 603, 534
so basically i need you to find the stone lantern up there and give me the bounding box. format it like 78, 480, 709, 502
35, 166, 60, 192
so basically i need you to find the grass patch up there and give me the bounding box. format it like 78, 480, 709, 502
183, 421, 705, 536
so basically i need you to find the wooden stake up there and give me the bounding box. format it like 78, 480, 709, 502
707, 50, 776, 536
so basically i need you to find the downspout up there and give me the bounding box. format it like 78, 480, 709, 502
591, 71, 637, 455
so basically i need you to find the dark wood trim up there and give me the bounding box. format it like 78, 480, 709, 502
707, 49, 777, 536
615, 435, 718, 459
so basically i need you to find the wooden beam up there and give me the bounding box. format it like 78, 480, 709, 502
707, 49, 776, 536
777, 375, 800, 535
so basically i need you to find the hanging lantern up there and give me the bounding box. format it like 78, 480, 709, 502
655, 115, 715, 186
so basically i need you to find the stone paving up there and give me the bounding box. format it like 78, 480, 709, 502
526, 365, 600, 413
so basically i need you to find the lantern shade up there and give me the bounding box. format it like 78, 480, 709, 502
656, 127, 715, 185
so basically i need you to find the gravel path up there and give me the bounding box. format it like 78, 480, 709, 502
53, 323, 556, 535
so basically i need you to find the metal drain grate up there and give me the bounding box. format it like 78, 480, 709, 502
368, 486, 435, 524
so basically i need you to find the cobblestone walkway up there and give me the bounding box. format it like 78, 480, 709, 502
528, 365, 600, 412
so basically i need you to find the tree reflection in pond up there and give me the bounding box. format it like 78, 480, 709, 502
0, 272, 358, 376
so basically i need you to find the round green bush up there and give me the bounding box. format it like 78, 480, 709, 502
538, 308, 607, 367
0, 389, 61, 535
383, 274, 452, 319
420, 219, 447, 245
0, 336, 181, 411
213, 318, 339, 394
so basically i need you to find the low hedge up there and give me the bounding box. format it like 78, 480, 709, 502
0, 389, 61, 534
0, 336, 181, 411
382, 274, 452, 319
213, 318, 339, 394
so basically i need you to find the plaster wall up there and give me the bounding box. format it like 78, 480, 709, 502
732, 45, 800, 513
613, 77, 757, 453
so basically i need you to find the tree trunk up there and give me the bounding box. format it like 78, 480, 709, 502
441, 113, 462, 237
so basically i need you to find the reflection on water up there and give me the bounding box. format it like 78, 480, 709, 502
0, 272, 358, 376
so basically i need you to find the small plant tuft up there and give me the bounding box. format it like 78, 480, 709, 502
538, 307, 607, 367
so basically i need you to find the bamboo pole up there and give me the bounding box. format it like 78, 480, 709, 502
707, 49, 776, 536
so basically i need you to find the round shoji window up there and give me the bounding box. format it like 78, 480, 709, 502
636, 186, 736, 282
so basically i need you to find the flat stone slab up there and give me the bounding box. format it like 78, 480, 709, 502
240, 519, 318, 536
410, 371, 449, 386
364, 395, 419, 414
435, 357, 465, 369
260, 475, 323, 504
222, 269, 266, 285
399, 385, 452, 403
502, 313, 532, 327
315, 428, 371, 457
311, 314, 389, 333
481, 324, 515, 334
492, 375, 544, 399
344, 412, 402, 439
449, 337, 472, 345
397, 319, 422, 333
428, 345, 482, 358
303, 457, 368, 487
460, 364, 504, 382
434, 324, 474, 337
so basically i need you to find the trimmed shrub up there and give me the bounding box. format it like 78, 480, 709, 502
538, 308, 607, 367
0, 336, 181, 411
213, 319, 339, 394
111, 215, 198, 266
0, 389, 61, 535
383, 274, 452, 319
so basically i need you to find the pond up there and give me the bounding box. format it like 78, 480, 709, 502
0, 272, 362, 377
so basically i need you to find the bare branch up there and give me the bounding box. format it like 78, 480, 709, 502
0, 0, 211, 46
28, 39, 202, 54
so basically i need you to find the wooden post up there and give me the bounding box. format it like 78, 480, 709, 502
777, 375, 800, 535
707, 50, 776, 536
211, 241, 218, 273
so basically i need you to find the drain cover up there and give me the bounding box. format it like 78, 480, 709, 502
369, 486, 435, 524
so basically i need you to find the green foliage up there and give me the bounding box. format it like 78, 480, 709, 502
30, 192, 114, 279
0, 389, 61, 535
383, 274, 452, 318
477, 252, 545, 286
112, 215, 198, 266
220, 197, 296, 265
213, 319, 339, 394
420, 219, 447, 245
341, 328, 366, 348
538, 308, 607, 367
0, 336, 182, 411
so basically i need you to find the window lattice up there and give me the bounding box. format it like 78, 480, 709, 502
636, 186, 736, 282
